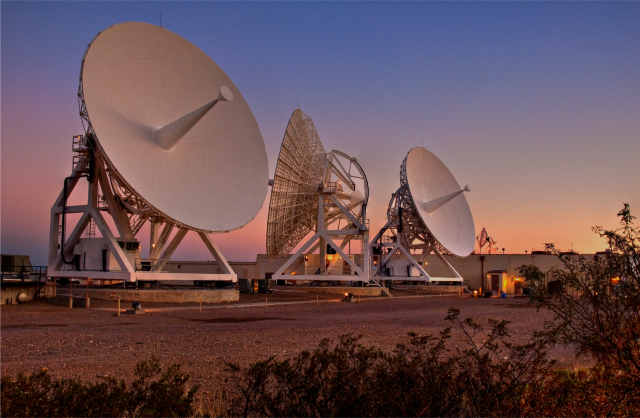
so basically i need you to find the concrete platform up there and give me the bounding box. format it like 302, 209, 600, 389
40, 295, 90, 308
283, 286, 384, 296
394, 285, 468, 295
76, 288, 239, 304
1, 281, 42, 305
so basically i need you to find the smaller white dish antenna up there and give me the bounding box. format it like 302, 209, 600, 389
371, 147, 475, 282
404, 147, 475, 257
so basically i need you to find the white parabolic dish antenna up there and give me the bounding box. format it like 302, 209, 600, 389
402, 147, 475, 256
80, 22, 268, 232
266, 109, 327, 259
267, 109, 371, 281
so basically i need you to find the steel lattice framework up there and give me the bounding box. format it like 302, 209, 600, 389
389, 156, 451, 255
48, 22, 261, 283
370, 149, 464, 282
267, 109, 327, 259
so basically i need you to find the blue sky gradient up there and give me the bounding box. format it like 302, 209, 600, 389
2, 2, 639, 264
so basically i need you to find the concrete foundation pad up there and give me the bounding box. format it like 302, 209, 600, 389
1, 282, 42, 305
395, 285, 467, 294
40, 295, 89, 308
80, 288, 238, 304
285, 286, 383, 297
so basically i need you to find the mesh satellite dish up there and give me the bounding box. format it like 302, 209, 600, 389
48, 22, 268, 283
371, 147, 475, 282
267, 109, 372, 282
267, 109, 327, 259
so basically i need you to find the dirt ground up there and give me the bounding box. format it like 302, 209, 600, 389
1, 291, 592, 403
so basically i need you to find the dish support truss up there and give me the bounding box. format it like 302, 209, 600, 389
370, 175, 463, 284
47, 135, 237, 283
273, 150, 374, 283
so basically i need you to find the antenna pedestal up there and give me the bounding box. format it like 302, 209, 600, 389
47, 137, 237, 284
271, 150, 372, 283
369, 185, 464, 283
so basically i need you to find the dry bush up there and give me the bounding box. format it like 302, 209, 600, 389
1, 356, 199, 417
225, 308, 560, 417
520, 204, 640, 400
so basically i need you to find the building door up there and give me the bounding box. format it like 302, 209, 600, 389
491, 274, 499, 291
102, 249, 108, 272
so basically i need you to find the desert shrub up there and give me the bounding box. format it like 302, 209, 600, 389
519, 204, 640, 389
225, 308, 558, 417
1, 356, 199, 417
530, 367, 640, 417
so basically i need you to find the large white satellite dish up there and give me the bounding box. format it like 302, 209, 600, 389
371, 147, 475, 282
48, 22, 267, 284
80, 22, 268, 232
267, 109, 372, 282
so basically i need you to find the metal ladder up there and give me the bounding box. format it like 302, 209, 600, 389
85, 219, 96, 238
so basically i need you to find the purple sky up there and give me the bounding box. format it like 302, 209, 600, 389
2, 2, 639, 265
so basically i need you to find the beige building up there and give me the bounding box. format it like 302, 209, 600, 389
171, 252, 603, 294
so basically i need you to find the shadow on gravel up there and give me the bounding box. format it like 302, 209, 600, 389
2, 324, 69, 329
191, 317, 296, 324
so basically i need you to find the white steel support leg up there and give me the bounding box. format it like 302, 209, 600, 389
198, 232, 234, 275
51, 211, 92, 271
318, 193, 326, 274
97, 166, 133, 239
321, 233, 365, 276
90, 208, 135, 274
432, 247, 463, 279
274, 232, 322, 276
158, 228, 188, 265
151, 222, 173, 259
363, 228, 370, 279
49, 211, 61, 267
394, 244, 431, 280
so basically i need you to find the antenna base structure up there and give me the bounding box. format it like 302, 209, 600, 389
47, 135, 237, 283
46, 22, 270, 284
267, 110, 373, 284
370, 148, 474, 283
370, 186, 463, 283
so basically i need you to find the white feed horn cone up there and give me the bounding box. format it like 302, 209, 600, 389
424, 184, 471, 214
217, 85, 233, 102
154, 86, 234, 150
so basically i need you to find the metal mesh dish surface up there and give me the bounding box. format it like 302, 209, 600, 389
266, 110, 326, 259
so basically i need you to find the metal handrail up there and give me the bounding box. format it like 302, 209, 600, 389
0, 265, 48, 284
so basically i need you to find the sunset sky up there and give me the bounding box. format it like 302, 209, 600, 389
2, 2, 639, 265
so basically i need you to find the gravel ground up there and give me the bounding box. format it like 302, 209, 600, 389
1, 292, 592, 406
